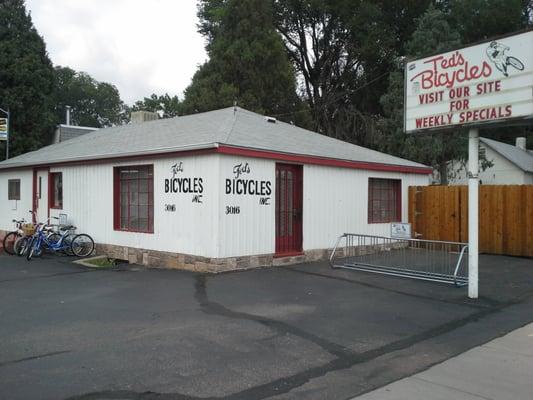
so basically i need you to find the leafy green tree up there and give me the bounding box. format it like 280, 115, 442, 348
181, 0, 300, 121
446, 0, 529, 44
273, 0, 431, 145
54, 66, 128, 127
378, 5, 463, 183
131, 93, 181, 118
0, 0, 56, 159
445, 0, 533, 148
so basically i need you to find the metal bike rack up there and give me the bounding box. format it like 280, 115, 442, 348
329, 233, 468, 287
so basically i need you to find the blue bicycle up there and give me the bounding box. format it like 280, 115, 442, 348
26, 221, 77, 260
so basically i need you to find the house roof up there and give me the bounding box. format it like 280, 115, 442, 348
480, 137, 533, 173
56, 125, 98, 142
0, 107, 430, 173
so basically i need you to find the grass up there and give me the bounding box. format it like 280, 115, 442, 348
83, 257, 116, 269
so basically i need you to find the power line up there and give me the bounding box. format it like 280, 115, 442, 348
270, 70, 391, 118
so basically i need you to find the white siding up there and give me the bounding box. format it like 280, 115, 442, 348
1, 154, 430, 259
217, 155, 276, 258
302, 165, 429, 250
449, 146, 527, 185
48, 154, 220, 258
215, 156, 429, 257
0, 170, 33, 231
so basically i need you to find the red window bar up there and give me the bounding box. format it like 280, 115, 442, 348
114, 165, 154, 233
368, 178, 401, 224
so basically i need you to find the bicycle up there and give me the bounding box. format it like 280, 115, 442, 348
3, 211, 35, 255
26, 221, 94, 260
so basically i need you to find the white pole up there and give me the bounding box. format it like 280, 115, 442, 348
468, 128, 479, 299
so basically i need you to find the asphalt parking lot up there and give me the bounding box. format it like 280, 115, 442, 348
1, 253, 533, 400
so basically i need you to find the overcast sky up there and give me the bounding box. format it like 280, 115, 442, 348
26, 0, 208, 105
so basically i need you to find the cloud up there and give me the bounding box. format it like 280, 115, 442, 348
26, 0, 208, 104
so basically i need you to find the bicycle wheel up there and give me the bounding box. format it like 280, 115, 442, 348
26, 237, 43, 260
71, 234, 95, 257
507, 56, 524, 71
62, 233, 75, 256
14, 236, 29, 256
26, 237, 36, 261
2, 231, 20, 255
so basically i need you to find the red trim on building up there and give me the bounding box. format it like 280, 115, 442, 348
217, 145, 432, 175
1, 144, 432, 175
113, 164, 154, 234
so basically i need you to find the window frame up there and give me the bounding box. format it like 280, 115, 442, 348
8, 179, 21, 201
113, 164, 154, 234
367, 178, 402, 224
49, 172, 63, 209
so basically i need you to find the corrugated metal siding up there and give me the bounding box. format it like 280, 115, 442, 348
217, 155, 276, 258
302, 165, 430, 250
0, 170, 33, 231
49, 154, 220, 257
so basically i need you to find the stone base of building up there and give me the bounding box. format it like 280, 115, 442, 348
95, 243, 332, 273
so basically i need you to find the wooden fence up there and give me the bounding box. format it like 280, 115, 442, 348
409, 185, 533, 258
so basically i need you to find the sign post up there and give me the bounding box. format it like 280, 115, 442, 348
468, 128, 479, 298
404, 30, 533, 299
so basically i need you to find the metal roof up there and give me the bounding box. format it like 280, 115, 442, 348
0, 107, 429, 171
480, 137, 533, 173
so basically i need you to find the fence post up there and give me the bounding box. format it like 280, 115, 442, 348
468, 128, 479, 299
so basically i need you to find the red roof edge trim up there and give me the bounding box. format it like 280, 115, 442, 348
215, 145, 432, 175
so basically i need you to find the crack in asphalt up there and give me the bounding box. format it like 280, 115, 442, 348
66, 273, 506, 400
193, 274, 354, 359
0, 350, 71, 368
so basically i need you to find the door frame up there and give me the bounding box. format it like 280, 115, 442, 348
275, 163, 303, 256
32, 167, 50, 223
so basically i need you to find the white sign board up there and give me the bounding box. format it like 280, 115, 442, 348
391, 222, 412, 239
405, 31, 533, 133
0, 117, 7, 141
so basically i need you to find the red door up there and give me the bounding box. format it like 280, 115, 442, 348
275, 163, 303, 255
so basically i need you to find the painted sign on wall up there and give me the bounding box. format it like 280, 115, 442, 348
404, 30, 533, 133
224, 161, 273, 214
225, 162, 272, 204
164, 161, 204, 203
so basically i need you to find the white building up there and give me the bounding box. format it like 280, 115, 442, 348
449, 137, 533, 185
0, 107, 430, 271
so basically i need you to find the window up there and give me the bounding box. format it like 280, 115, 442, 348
114, 165, 153, 233
8, 179, 20, 200
38, 176, 42, 199
368, 178, 401, 223
50, 172, 63, 209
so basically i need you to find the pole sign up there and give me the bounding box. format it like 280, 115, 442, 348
0, 117, 7, 141
404, 30, 533, 133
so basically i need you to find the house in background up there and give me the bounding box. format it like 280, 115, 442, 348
52, 125, 98, 143
448, 137, 533, 185
52, 106, 98, 143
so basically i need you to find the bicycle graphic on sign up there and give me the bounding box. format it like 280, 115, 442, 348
485, 41, 525, 77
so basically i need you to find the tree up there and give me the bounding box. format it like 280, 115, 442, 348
445, 0, 533, 148
273, 0, 431, 145
131, 93, 181, 119
54, 66, 128, 127
0, 0, 56, 159
378, 5, 464, 183
446, 0, 529, 44
181, 0, 300, 121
